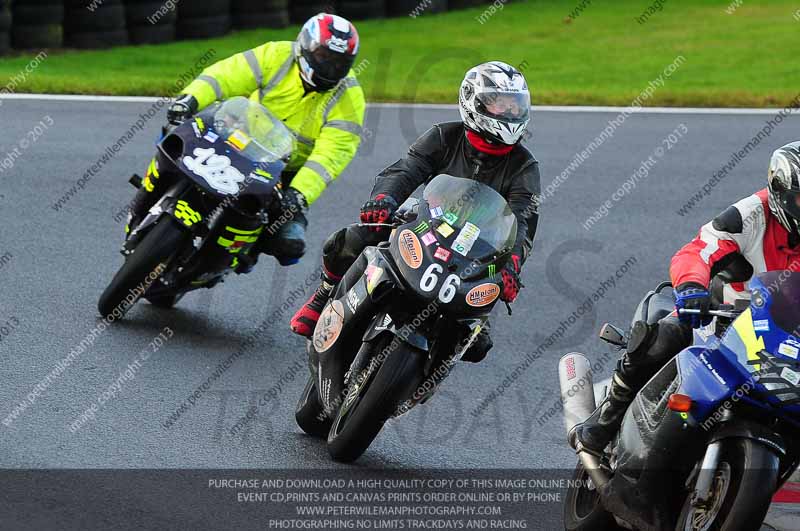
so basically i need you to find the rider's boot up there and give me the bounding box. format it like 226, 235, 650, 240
569, 318, 692, 453
290, 267, 342, 337
569, 368, 636, 453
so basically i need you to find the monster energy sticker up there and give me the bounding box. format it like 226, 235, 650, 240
412, 221, 429, 234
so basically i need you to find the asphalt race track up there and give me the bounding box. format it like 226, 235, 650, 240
0, 98, 798, 526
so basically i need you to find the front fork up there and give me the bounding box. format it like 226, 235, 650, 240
688, 441, 722, 509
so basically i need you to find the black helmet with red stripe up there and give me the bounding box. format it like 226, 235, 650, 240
296, 13, 359, 92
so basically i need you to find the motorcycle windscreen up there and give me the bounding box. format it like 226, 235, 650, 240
211, 96, 293, 163
719, 271, 800, 409
421, 174, 517, 258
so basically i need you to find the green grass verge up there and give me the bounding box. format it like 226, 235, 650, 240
0, 0, 797, 107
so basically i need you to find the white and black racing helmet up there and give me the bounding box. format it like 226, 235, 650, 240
458, 61, 530, 146
768, 141, 800, 238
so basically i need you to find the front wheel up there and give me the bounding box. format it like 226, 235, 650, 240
98, 218, 187, 320
675, 438, 779, 531
326, 336, 426, 462
563, 461, 620, 530
295, 376, 331, 438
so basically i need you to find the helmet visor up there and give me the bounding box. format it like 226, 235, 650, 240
303, 46, 355, 85
475, 91, 530, 123
772, 179, 800, 221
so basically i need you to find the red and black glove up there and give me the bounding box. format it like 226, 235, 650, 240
360, 194, 398, 232
500, 255, 522, 303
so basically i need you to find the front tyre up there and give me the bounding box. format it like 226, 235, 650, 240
327, 336, 426, 462
563, 461, 620, 530
675, 438, 779, 531
295, 376, 331, 438
98, 218, 187, 320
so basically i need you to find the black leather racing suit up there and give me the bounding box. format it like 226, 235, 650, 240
320, 121, 541, 361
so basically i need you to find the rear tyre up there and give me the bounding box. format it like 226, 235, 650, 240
98, 218, 187, 321
675, 438, 779, 531
295, 376, 331, 437
327, 336, 426, 462
563, 461, 620, 530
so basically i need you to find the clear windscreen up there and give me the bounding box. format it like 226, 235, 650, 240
760, 271, 800, 335
211, 96, 293, 163
422, 174, 517, 255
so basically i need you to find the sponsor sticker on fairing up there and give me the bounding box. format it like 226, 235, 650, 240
421, 231, 437, 246
443, 212, 459, 225
313, 300, 345, 353
466, 283, 500, 307
398, 230, 423, 269
430, 206, 444, 218
191, 122, 202, 138
365, 265, 383, 294
412, 221, 429, 234
778, 342, 799, 359
781, 367, 800, 386
436, 223, 455, 238
452, 222, 480, 256
227, 129, 251, 151
204, 131, 219, 143
753, 319, 770, 331
434, 247, 451, 262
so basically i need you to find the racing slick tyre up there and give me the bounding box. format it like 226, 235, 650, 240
64, 0, 128, 48
232, 0, 289, 29
336, 1, 386, 19
11, 23, 62, 48
326, 336, 426, 462
563, 462, 620, 530
289, 2, 329, 24
448, 0, 487, 9
387, 0, 447, 16
0, 1, 8, 54
177, 0, 231, 39
675, 438, 779, 531
177, 14, 231, 39
98, 218, 188, 321
125, 0, 177, 44
295, 376, 332, 438
12, 2, 63, 25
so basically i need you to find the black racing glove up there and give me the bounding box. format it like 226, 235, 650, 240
280, 187, 308, 219
167, 94, 199, 125
360, 194, 398, 232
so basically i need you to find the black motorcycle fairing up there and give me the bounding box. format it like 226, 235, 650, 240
605, 357, 698, 530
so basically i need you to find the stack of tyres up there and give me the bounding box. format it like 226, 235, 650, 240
177, 0, 232, 40
125, 0, 177, 44
232, 0, 289, 29
0, 0, 9, 54
64, 0, 128, 49
387, 0, 447, 16
11, 0, 64, 49
448, 0, 488, 8
289, 0, 329, 24
336, 0, 385, 20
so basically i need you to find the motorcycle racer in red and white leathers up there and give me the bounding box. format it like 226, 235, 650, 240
572, 140, 800, 453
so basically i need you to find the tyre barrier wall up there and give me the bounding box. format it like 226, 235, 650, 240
2, 0, 493, 54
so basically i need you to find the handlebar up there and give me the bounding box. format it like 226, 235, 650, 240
678, 308, 743, 320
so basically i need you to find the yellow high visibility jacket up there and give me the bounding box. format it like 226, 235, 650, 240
183, 41, 366, 205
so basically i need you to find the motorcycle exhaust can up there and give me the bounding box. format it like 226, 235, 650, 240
558, 353, 597, 435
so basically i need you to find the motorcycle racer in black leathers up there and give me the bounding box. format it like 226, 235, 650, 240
290, 61, 541, 362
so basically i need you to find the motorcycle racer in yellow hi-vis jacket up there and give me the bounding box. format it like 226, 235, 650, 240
126, 13, 365, 266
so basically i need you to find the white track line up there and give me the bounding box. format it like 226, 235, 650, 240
0, 93, 794, 115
